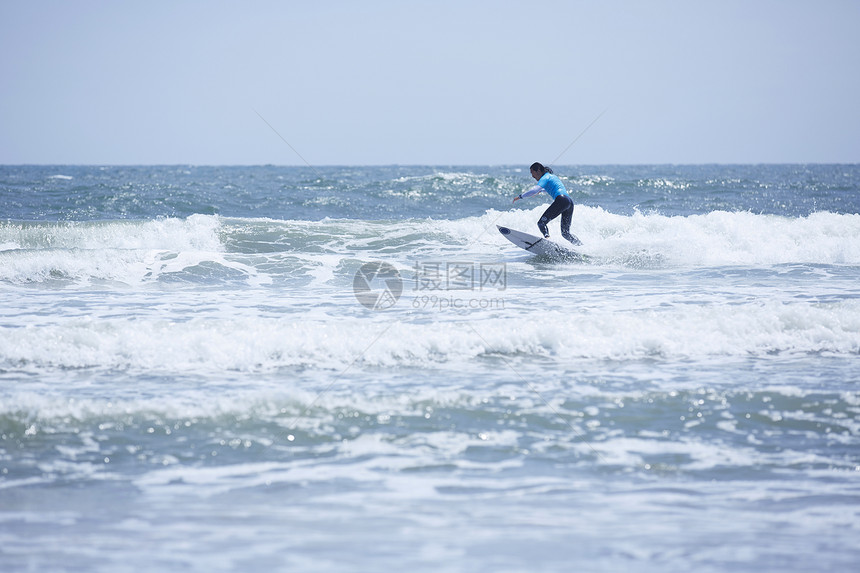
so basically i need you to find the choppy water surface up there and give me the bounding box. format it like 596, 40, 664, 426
1, 164, 859, 572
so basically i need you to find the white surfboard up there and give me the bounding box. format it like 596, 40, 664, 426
497, 225, 584, 260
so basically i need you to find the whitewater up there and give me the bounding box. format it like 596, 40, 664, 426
1, 164, 858, 572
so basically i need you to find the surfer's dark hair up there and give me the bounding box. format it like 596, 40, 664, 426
530, 162, 553, 175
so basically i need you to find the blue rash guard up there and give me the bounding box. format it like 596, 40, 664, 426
520, 173, 570, 200
517, 171, 582, 245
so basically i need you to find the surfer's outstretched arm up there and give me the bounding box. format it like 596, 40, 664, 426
513, 186, 543, 203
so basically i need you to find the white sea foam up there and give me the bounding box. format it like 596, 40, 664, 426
1, 299, 857, 375
3, 209, 859, 286
1, 209, 858, 377
493, 207, 860, 266
0, 215, 238, 285
0, 214, 222, 252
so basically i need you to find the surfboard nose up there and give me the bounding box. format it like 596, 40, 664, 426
497, 226, 511, 235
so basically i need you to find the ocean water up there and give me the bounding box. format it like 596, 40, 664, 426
1, 164, 859, 572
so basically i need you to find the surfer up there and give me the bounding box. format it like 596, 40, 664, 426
513, 162, 582, 245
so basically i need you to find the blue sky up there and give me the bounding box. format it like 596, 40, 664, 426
2, 0, 859, 165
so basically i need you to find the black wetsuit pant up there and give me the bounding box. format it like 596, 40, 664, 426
538, 195, 581, 245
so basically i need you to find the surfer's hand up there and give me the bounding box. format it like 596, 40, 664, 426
512, 195, 521, 203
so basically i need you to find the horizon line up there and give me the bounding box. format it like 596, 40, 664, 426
3, 161, 859, 168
